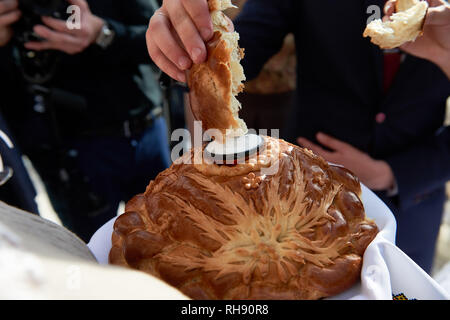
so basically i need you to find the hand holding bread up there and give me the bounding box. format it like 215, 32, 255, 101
397, 0, 450, 79
147, 0, 218, 82
148, 0, 247, 138
364, 0, 450, 78
363, 0, 429, 49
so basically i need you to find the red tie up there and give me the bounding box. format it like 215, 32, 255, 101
383, 49, 402, 93
382, 0, 402, 93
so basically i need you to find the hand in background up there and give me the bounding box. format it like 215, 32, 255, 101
297, 132, 395, 191
146, 0, 216, 83
24, 0, 104, 55
0, 0, 21, 47
385, 0, 450, 79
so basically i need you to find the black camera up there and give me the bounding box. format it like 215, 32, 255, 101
13, 0, 70, 84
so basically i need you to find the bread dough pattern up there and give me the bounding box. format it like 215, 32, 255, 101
109, 138, 378, 299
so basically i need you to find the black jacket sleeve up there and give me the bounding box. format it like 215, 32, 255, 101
88, 0, 159, 66
386, 125, 450, 210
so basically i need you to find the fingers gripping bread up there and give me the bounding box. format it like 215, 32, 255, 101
363, 0, 428, 49
188, 0, 248, 139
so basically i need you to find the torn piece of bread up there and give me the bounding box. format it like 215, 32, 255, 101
208, 0, 236, 11
188, 0, 248, 139
395, 0, 420, 12
363, 0, 428, 49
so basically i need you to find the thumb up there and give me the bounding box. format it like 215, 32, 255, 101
384, 0, 396, 16
425, 0, 447, 7
425, 3, 450, 26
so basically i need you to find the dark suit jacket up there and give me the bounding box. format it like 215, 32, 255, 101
235, 0, 450, 272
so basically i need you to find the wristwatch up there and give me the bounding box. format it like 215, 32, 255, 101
95, 22, 115, 49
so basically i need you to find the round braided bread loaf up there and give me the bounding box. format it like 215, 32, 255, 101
109, 137, 378, 300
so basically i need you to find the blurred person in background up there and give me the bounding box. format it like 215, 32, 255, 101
0, 0, 170, 242
146, 0, 450, 273
0, 112, 39, 215
225, 1, 296, 134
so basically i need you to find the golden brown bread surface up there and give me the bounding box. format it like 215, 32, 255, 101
109, 138, 378, 300
188, 0, 247, 138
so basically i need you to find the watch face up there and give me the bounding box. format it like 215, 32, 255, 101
97, 25, 115, 49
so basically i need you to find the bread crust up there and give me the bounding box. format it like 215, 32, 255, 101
188, 32, 239, 133
396, 0, 419, 12
208, 0, 235, 12
188, 0, 247, 137
109, 138, 378, 300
